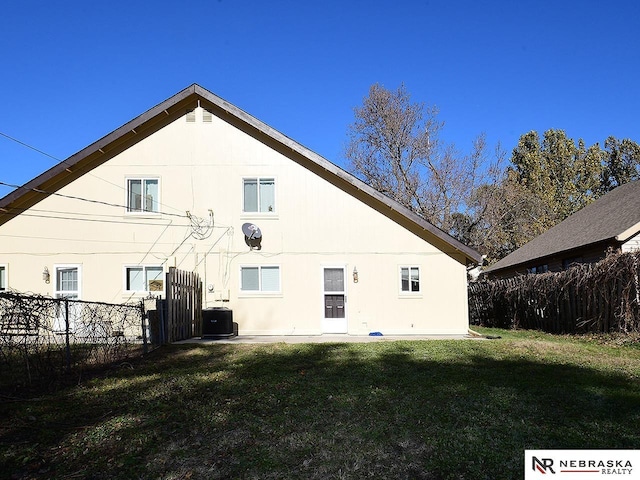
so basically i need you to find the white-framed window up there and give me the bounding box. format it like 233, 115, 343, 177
240, 265, 280, 293
125, 266, 164, 293
54, 265, 82, 300
0, 264, 6, 291
400, 266, 421, 294
53, 265, 82, 332
243, 177, 275, 213
126, 178, 160, 214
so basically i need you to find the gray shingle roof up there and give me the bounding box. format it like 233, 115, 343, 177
485, 180, 640, 273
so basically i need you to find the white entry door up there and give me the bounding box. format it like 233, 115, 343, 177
322, 267, 347, 333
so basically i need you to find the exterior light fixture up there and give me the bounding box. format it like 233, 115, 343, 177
353, 266, 358, 283
42, 266, 50, 284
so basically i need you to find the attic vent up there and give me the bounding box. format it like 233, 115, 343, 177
203, 109, 213, 123
186, 109, 196, 122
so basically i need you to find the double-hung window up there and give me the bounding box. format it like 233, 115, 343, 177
127, 178, 159, 213
53, 265, 82, 332
55, 265, 81, 300
400, 266, 421, 294
0, 265, 6, 291
243, 177, 275, 213
240, 266, 280, 293
125, 266, 164, 293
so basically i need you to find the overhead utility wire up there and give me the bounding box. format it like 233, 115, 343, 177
0, 130, 187, 216
12, 210, 191, 227
0, 180, 188, 219
0, 131, 60, 162
10, 208, 233, 230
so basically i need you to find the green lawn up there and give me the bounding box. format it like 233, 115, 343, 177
2, 328, 639, 479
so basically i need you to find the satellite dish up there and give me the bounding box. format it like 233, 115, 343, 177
242, 223, 262, 250
242, 223, 262, 239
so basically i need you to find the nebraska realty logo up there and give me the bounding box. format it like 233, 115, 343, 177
525, 450, 639, 479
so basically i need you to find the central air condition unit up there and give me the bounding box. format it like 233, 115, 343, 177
202, 307, 236, 339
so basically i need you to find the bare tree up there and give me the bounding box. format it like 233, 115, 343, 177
345, 83, 500, 237
345, 83, 437, 216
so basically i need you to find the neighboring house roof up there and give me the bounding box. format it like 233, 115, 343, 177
484, 180, 640, 274
0, 84, 481, 266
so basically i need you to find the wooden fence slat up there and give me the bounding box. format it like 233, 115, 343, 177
163, 267, 203, 343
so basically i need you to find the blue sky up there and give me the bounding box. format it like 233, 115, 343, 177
1, 0, 639, 198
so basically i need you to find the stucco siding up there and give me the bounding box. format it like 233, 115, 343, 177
0, 106, 470, 335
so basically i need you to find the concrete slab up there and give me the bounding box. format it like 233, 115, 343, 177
175, 334, 483, 344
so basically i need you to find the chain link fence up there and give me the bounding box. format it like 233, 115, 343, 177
0, 291, 159, 392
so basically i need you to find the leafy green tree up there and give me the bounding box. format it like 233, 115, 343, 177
509, 129, 602, 228
472, 132, 638, 262
600, 136, 640, 192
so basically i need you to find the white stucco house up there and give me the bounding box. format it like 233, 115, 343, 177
0, 84, 481, 336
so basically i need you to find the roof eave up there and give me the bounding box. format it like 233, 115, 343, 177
0, 85, 199, 222
0, 84, 482, 266
615, 222, 640, 242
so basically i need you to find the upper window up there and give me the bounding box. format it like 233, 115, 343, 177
127, 178, 159, 213
240, 266, 280, 293
0, 265, 6, 291
125, 266, 164, 293
400, 266, 420, 294
243, 178, 275, 213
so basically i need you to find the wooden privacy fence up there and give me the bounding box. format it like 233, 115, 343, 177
163, 267, 203, 343
469, 251, 640, 334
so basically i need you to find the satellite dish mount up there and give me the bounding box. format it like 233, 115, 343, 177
242, 223, 263, 250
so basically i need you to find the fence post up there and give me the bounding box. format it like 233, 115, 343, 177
166, 268, 173, 343
140, 300, 148, 354
65, 298, 71, 373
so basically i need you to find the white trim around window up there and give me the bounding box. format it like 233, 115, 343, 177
399, 265, 421, 296
242, 177, 277, 215
239, 265, 281, 295
124, 265, 165, 294
125, 177, 161, 215
54, 264, 82, 300
0, 264, 7, 291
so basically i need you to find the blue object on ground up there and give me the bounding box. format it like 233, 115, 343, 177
369, 331, 383, 336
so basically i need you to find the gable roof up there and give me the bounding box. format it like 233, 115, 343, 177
0, 84, 481, 266
485, 180, 640, 273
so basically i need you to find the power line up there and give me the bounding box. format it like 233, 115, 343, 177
0, 130, 189, 216
0, 232, 181, 246
0, 131, 62, 162
15, 211, 190, 227
0, 180, 188, 219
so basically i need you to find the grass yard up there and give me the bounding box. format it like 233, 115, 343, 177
1, 328, 639, 479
